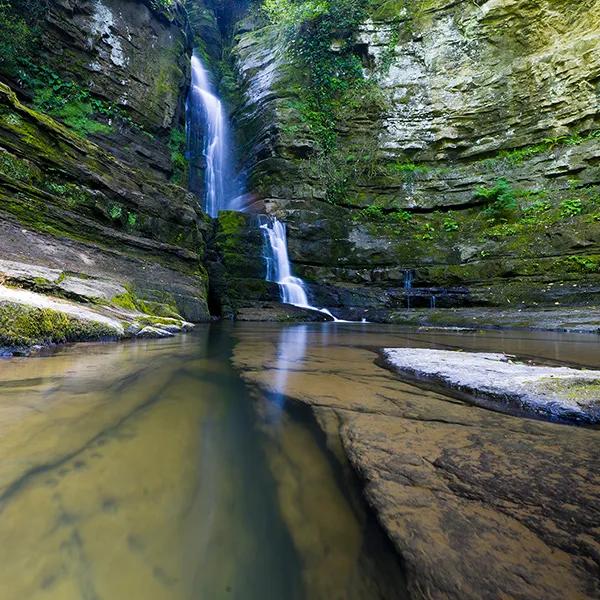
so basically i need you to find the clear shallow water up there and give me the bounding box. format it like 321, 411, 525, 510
0, 323, 597, 600
0, 324, 407, 600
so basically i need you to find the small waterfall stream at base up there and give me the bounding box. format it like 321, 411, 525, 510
259, 217, 346, 321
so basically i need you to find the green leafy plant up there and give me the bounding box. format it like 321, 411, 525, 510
109, 204, 123, 220
169, 127, 188, 185
389, 209, 413, 223
559, 198, 583, 219
475, 178, 518, 222
494, 130, 600, 165
416, 222, 435, 240
0, 0, 47, 76
442, 216, 459, 232
563, 255, 599, 273
0, 150, 36, 183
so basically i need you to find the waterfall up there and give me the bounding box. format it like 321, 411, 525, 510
187, 52, 238, 217
260, 217, 343, 321
186, 53, 348, 321
260, 217, 310, 307
404, 270, 414, 309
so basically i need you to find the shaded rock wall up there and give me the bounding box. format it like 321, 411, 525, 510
0, 0, 223, 325
0, 80, 209, 321
2, 0, 192, 179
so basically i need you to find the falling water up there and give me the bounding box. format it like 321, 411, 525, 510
260, 217, 310, 306
186, 53, 345, 320
187, 52, 238, 217
404, 270, 414, 310
260, 217, 344, 321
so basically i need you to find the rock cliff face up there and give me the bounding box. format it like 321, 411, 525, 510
229, 0, 600, 320
1, 0, 599, 328
0, 0, 212, 348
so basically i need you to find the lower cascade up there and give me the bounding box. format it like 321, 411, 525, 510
259, 217, 310, 307
259, 216, 342, 321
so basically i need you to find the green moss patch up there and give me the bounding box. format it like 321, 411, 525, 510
0, 302, 118, 348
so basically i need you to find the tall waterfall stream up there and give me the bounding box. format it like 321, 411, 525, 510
188, 53, 342, 319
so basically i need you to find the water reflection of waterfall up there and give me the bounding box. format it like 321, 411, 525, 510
187, 52, 239, 217
265, 325, 308, 423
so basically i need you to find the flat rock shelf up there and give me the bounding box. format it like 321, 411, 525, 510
383, 348, 600, 423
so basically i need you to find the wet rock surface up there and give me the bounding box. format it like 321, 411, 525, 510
0, 283, 195, 355
235, 302, 333, 322
233, 324, 600, 600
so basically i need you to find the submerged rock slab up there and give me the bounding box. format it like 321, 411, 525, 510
235, 302, 333, 322
383, 348, 600, 423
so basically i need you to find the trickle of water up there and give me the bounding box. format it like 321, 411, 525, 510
430, 295, 436, 309
404, 270, 413, 310
187, 52, 239, 217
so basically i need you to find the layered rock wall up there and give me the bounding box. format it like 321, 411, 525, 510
229, 0, 600, 319
0, 0, 215, 333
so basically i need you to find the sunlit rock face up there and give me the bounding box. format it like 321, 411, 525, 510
230, 0, 600, 320
359, 2, 600, 160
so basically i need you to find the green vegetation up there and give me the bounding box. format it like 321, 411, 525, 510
0, 0, 46, 76
474, 179, 518, 223
28, 68, 116, 137
562, 255, 600, 273
169, 127, 188, 185
485, 130, 600, 166
43, 182, 94, 208
111, 287, 181, 319
265, 0, 373, 151
356, 203, 412, 223
559, 198, 583, 218
0, 302, 117, 347
0, 150, 37, 184
442, 215, 459, 232
12, 59, 142, 138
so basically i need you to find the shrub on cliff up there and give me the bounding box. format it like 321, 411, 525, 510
0, 0, 47, 77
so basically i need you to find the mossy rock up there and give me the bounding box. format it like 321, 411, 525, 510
0, 302, 118, 348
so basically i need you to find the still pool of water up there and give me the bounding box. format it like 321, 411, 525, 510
0, 323, 598, 600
